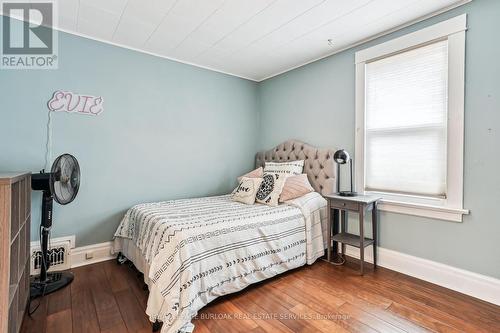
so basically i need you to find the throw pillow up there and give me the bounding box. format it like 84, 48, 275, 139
237, 167, 264, 182
264, 160, 304, 176
256, 173, 287, 207
279, 174, 315, 202
232, 177, 263, 205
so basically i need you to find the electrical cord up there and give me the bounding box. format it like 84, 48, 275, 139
27, 293, 42, 316
44, 110, 53, 170
29, 111, 54, 316
28, 225, 51, 316
330, 254, 346, 266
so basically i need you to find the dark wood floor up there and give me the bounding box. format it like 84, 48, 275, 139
21, 257, 500, 333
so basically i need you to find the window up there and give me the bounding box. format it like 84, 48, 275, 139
365, 41, 448, 198
355, 15, 469, 222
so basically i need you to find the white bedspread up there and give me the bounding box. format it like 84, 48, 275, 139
113, 192, 327, 333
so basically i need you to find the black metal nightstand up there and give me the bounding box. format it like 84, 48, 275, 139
324, 194, 381, 275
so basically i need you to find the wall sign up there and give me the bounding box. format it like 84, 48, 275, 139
47, 90, 104, 115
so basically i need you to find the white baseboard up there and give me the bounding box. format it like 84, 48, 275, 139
30, 237, 117, 274
35, 238, 500, 306
70, 241, 117, 268
343, 245, 500, 306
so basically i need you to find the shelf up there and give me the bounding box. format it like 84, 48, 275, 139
332, 232, 374, 248
1, 173, 31, 333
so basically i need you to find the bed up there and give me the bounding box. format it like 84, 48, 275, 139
113, 140, 337, 333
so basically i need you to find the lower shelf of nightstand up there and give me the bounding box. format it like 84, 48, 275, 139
332, 232, 374, 248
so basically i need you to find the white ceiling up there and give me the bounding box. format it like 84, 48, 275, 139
15, 0, 469, 81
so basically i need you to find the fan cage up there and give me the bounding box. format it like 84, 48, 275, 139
50, 153, 80, 205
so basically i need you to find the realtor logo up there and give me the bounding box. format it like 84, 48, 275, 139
1, 1, 58, 69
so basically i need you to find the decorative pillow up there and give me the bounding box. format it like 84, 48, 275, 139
256, 173, 287, 207
232, 177, 263, 205
237, 167, 263, 182
279, 174, 315, 202
264, 160, 304, 176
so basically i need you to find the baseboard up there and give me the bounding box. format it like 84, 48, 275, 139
70, 241, 117, 268
36, 238, 500, 306
343, 245, 500, 306
30, 237, 117, 274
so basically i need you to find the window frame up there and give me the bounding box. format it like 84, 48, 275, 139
355, 14, 469, 222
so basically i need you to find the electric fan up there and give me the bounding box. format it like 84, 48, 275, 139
30, 153, 80, 298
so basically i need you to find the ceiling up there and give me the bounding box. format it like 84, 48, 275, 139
9, 0, 468, 81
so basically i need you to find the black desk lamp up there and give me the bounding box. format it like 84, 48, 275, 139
333, 149, 357, 197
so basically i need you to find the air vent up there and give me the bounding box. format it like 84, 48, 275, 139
30, 239, 71, 275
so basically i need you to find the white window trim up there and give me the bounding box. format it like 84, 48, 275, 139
355, 14, 469, 222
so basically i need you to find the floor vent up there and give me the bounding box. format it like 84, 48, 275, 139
30, 239, 71, 275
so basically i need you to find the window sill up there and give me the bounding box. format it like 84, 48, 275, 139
377, 200, 469, 222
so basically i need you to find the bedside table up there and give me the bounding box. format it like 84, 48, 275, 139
324, 194, 381, 275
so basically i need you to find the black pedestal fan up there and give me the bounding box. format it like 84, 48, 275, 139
30, 153, 80, 298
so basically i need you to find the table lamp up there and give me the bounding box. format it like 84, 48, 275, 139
333, 149, 357, 197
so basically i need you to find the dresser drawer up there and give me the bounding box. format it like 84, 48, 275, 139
330, 200, 359, 211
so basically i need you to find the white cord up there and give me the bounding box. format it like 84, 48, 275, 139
41, 111, 53, 271
44, 111, 53, 170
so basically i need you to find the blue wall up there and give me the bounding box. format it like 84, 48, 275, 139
2, 0, 499, 279
259, 0, 500, 278
0, 17, 259, 246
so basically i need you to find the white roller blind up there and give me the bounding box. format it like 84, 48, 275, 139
365, 40, 448, 198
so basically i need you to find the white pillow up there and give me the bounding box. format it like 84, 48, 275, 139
256, 173, 287, 207
232, 177, 263, 205
264, 160, 304, 176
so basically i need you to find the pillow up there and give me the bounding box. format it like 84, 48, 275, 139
237, 167, 263, 182
279, 174, 315, 202
256, 173, 287, 207
232, 177, 263, 205
264, 160, 304, 176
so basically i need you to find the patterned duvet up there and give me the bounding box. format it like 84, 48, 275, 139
113, 192, 327, 333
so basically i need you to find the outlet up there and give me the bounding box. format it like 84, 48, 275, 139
85, 252, 94, 260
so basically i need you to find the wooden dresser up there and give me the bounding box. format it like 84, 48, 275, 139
0, 173, 31, 333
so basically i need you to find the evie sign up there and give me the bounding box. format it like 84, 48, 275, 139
47, 90, 104, 115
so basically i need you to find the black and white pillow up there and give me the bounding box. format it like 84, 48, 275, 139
232, 177, 263, 205
256, 173, 287, 207
264, 160, 304, 176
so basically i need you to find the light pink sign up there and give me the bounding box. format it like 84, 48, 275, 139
47, 90, 104, 115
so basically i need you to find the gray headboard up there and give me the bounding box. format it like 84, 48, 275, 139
255, 140, 337, 195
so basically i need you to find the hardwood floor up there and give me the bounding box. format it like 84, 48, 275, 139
21, 257, 500, 333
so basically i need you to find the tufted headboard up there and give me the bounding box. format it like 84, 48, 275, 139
255, 140, 337, 196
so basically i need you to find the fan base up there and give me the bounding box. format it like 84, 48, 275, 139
30, 272, 74, 299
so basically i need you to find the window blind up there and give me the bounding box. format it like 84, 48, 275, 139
365, 40, 448, 198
